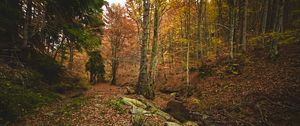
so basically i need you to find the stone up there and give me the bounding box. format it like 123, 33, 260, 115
165, 122, 182, 126
183, 121, 198, 126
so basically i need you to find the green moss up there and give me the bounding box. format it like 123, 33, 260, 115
0, 80, 60, 122
26, 51, 63, 84
57, 96, 90, 114
226, 63, 240, 75
108, 99, 125, 113
52, 79, 91, 93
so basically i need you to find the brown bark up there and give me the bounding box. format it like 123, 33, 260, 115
136, 0, 155, 99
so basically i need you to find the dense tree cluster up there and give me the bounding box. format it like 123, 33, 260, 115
124, 0, 300, 99
0, 0, 105, 68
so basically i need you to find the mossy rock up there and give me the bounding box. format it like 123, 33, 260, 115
225, 63, 240, 75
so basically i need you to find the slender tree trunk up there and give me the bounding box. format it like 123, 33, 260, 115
216, 0, 223, 30
184, 0, 192, 97
61, 38, 67, 65
216, 0, 223, 58
197, 0, 203, 65
136, 0, 154, 99
54, 36, 66, 59
68, 43, 74, 70
278, 0, 285, 32
229, 0, 236, 59
262, 0, 269, 46
149, 0, 161, 89
22, 0, 32, 49
111, 43, 118, 85
242, 0, 248, 52
271, 0, 285, 58
203, 0, 208, 57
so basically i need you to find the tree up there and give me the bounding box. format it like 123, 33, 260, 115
197, 0, 204, 63
228, 0, 237, 59
185, 0, 191, 92
136, 0, 155, 99
86, 51, 105, 84
241, 0, 248, 52
104, 3, 135, 85
261, 0, 269, 46
148, 0, 162, 93
271, 0, 285, 59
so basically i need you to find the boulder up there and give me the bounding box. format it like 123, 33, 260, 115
183, 121, 199, 126
165, 100, 190, 122
165, 122, 182, 126
121, 97, 180, 124
126, 86, 135, 95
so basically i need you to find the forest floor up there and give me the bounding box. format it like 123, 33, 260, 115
13, 43, 300, 126
15, 83, 135, 126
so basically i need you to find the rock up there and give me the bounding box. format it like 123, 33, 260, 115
126, 86, 135, 94
121, 97, 180, 123
165, 122, 182, 126
131, 106, 149, 115
132, 112, 146, 126
165, 100, 190, 122
121, 97, 147, 109
170, 92, 177, 97
183, 121, 198, 126
164, 121, 199, 126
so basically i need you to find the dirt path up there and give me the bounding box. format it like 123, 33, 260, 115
16, 83, 133, 126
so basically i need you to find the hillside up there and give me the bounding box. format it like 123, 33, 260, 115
11, 43, 300, 126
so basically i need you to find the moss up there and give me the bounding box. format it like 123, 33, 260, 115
108, 99, 126, 113
52, 79, 91, 93
57, 96, 90, 114
25, 51, 63, 84
226, 63, 240, 75
0, 80, 60, 122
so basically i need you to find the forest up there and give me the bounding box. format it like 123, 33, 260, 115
0, 0, 299, 125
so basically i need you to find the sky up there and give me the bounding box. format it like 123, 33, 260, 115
106, 0, 126, 6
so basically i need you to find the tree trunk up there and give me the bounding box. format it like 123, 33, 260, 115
111, 43, 118, 85
216, 0, 223, 58
149, 0, 161, 89
241, 0, 248, 52
262, 0, 269, 46
68, 43, 74, 70
22, 0, 32, 49
185, 0, 192, 97
203, 0, 208, 57
61, 38, 68, 65
229, 0, 236, 59
136, 0, 154, 100
271, 0, 285, 58
216, 0, 223, 37
197, 0, 203, 64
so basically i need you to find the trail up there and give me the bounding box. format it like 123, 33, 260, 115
16, 83, 133, 126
